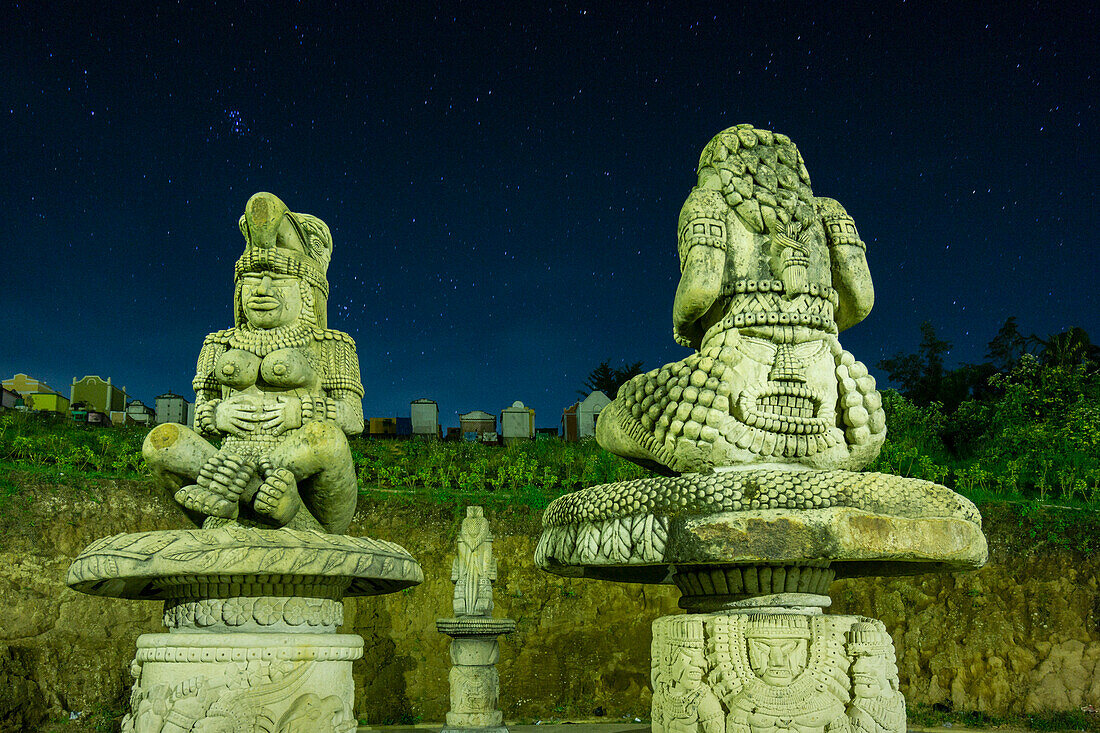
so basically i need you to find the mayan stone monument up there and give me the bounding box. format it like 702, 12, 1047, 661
535, 125, 988, 733
437, 506, 516, 733
67, 192, 423, 732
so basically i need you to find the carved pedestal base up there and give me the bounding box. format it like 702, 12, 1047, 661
442, 639, 506, 733
124, 632, 361, 732
437, 619, 516, 733
67, 527, 424, 733
651, 610, 905, 733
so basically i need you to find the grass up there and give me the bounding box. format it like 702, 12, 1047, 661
909, 702, 1100, 732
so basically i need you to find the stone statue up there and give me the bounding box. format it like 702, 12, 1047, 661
438, 507, 515, 733
535, 126, 988, 733
144, 192, 364, 534
652, 618, 724, 733
68, 193, 422, 733
846, 622, 906, 733
598, 124, 882, 475
453, 506, 498, 617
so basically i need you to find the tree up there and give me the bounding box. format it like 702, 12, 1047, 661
581, 360, 645, 398
878, 321, 953, 407
1030, 326, 1099, 369
985, 316, 1033, 373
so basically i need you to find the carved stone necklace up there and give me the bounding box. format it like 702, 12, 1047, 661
229, 320, 317, 357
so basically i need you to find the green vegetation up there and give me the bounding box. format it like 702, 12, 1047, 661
2, 318, 1097, 540
0, 410, 646, 515
581, 358, 645, 397
873, 319, 1100, 510
352, 434, 645, 511
908, 702, 1100, 732
0, 412, 146, 479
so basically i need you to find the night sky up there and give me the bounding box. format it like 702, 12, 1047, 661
3, 2, 1095, 428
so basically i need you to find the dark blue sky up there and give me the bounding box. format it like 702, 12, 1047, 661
2, 2, 1095, 427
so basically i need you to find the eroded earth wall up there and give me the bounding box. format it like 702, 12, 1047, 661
0, 477, 1096, 728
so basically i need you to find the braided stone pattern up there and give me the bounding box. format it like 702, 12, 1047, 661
135, 639, 362, 664
695, 124, 816, 237
542, 469, 980, 528
235, 247, 329, 299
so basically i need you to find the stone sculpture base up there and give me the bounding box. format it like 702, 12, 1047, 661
651, 606, 905, 733
437, 618, 517, 733
125, 632, 361, 731
67, 527, 423, 733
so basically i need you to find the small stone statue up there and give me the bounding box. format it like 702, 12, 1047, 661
453, 506, 498, 617
846, 622, 906, 733
438, 507, 515, 733
144, 192, 364, 534
597, 124, 883, 475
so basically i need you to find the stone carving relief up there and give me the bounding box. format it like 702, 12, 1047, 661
122, 656, 355, 733
846, 621, 906, 733
652, 617, 724, 733
449, 665, 500, 716
651, 614, 906, 733
453, 505, 498, 616
535, 468, 983, 571
596, 125, 884, 475
437, 506, 515, 732
66, 194, 425, 733
143, 192, 364, 535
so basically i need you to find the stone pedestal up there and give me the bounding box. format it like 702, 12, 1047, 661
437, 620, 516, 733
536, 469, 988, 733
437, 506, 516, 733
651, 598, 905, 733
67, 527, 423, 733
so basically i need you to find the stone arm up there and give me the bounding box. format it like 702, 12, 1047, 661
320, 332, 365, 436
192, 331, 231, 437
674, 173, 730, 350
817, 197, 874, 332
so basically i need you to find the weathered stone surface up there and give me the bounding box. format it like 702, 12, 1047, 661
536, 470, 986, 582
144, 191, 365, 535
437, 507, 515, 731
537, 127, 989, 730
61, 194, 423, 733
596, 125, 880, 475
67, 527, 422, 599
652, 613, 906, 733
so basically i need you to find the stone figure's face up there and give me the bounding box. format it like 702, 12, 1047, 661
240, 273, 303, 329
671, 651, 704, 686
730, 335, 838, 438
851, 654, 889, 698
747, 637, 808, 686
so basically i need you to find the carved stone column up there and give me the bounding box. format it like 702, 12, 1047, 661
537, 482, 986, 733
437, 507, 515, 733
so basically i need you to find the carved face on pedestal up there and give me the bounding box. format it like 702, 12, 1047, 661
671, 650, 705, 688
747, 636, 809, 686
851, 654, 890, 699
240, 273, 305, 329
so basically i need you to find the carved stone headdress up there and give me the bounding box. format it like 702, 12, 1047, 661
847, 621, 891, 657
234, 192, 334, 329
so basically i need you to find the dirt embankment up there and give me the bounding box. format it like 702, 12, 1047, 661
0, 476, 1096, 729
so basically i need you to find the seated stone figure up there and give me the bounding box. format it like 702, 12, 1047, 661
598, 124, 884, 475
144, 192, 364, 534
